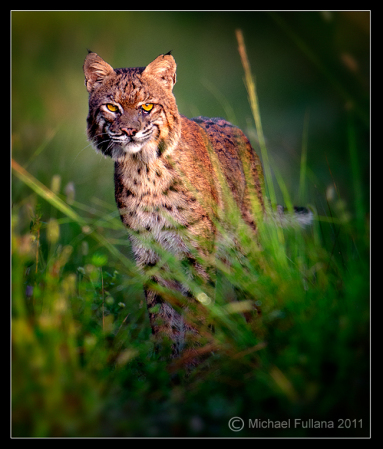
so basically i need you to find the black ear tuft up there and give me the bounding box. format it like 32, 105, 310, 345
86, 48, 93, 54
164, 50, 172, 56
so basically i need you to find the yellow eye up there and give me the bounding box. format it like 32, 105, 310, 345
141, 103, 154, 112
106, 104, 119, 112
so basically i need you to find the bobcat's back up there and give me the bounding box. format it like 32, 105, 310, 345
190, 116, 264, 227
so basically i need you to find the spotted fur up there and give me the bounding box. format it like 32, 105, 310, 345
83, 52, 309, 361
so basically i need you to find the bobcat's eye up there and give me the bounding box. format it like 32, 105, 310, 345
106, 104, 119, 112
141, 103, 154, 113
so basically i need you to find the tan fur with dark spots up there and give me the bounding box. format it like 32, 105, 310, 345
84, 52, 265, 361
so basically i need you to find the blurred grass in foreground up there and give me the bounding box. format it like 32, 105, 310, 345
12, 27, 369, 437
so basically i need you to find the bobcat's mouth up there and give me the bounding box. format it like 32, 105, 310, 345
103, 123, 156, 158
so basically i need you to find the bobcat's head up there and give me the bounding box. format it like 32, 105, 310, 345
84, 52, 180, 162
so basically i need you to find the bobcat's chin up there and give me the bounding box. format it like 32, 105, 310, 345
109, 144, 143, 160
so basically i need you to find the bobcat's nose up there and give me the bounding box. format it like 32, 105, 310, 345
121, 127, 138, 137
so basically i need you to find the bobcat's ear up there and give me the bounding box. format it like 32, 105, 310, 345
143, 54, 177, 91
83, 52, 114, 92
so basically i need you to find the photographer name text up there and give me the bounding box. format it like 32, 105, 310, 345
249, 418, 362, 429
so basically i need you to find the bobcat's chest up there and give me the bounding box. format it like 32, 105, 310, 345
114, 158, 191, 237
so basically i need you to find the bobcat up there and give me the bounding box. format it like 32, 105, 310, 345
83, 51, 311, 360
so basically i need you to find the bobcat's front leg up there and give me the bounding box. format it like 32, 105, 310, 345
144, 285, 189, 357
133, 237, 207, 361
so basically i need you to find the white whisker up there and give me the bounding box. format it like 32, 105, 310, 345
72, 133, 111, 165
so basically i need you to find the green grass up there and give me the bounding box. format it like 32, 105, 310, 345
12, 17, 369, 437
11, 154, 370, 436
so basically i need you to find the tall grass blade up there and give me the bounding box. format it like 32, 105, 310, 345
299, 110, 309, 205
347, 112, 365, 229
12, 158, 136, 273
235, 29, 275, 205
12, 158, 83, 224
236, 29, 284, 246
